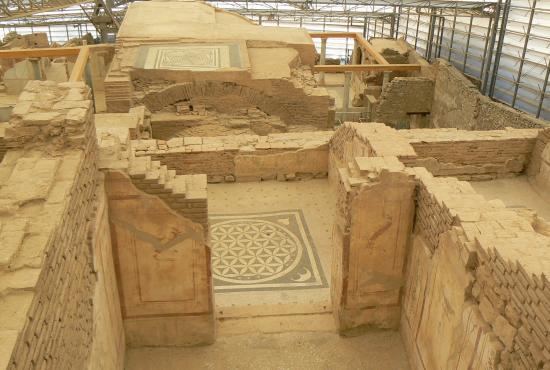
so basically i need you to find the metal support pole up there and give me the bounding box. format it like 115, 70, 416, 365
480, 16, 494, 81
395, 6, 401, 39
426, 9, 437, 60
414, 14, 420, 48
462, 15, 474, 72
405, 8, 411, 42
343, 72, 351, 122
537, 58, 550, 118
489, 0, 511, 97
482, 1, 501, 94
319, 38, 327, 85
436, 14, 445, 58
511, 0, 537, 108
448, 7, 457, 61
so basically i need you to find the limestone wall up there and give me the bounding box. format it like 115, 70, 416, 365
0, 82, 124, 370
399, 128, 540, 180
430, 60, 548, 130
131, 132, 332, 183
528, 128, 550, 193
374, 77, 434, 128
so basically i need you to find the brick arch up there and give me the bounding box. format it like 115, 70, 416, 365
141, 81, 280, 117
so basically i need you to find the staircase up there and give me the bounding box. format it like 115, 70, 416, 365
127, 156, 208, 231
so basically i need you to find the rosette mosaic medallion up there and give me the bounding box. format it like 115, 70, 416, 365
210, 210, 327, 292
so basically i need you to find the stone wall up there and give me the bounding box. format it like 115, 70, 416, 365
136, 80, 334, 129
132, 132, 332, 183
528, 128, 550, 193
0, 82, 124, 370
127, 156, 208, 231
88, 182, 125, 370
430, 60, 548, 130
330, 123, 541, 181
331, 156, 415, 332
328, 121, 550, 368
105, 171, 214, 347
399, 128, 540, 180
403, 167, 550, 369
374, 77, 434, 128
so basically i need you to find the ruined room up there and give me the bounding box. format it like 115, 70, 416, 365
0, 0, 549, 369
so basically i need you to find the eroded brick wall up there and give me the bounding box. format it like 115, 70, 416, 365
374, 77, 434, 128
132, 132, 332, 183
399, 128, 540, 180
0, 81, 123, 370
430, 60, 548, 130
403, 167, 550, 369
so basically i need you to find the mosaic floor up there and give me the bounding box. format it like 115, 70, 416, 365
207, 179, 334, 306
211, 210, 327, 292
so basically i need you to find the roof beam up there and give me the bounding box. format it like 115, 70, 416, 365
312, 64, 422, 72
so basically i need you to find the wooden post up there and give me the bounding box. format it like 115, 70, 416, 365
319, 38, 327, 85
69, 46, 90, 82
343, 72, 351, 121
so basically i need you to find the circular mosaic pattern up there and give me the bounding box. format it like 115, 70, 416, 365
211, 219, 303, 284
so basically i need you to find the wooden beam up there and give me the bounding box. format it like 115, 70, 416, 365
355, 34, 389, 65
312, 64, 422, 73
69, 46, 90, 82
0, 44, 114, 59
0, 46, 81, 58
309, 32, 357, 39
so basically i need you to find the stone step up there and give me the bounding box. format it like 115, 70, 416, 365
145, 167, 160, 181
171, 176, 188, 194
128, 156, 151, 177
158, 165, 168, 185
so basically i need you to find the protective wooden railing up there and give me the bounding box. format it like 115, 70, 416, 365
309, 32, 422, 119
0, 44, 114, 82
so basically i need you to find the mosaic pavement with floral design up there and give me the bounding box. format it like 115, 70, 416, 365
210, 210, 327, 292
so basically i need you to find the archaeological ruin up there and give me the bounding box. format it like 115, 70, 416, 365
0, 1, 549, 369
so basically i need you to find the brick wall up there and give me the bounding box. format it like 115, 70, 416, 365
374, 77, 434, 128
399, 128, 540, 180
138, 80, 334, 129
0, 81, 124, 370
132, 132, 332, 183
430, 60, 548, 130
403, 167, 550, 369
330, 120, 550, 369
329, 123, 541, 181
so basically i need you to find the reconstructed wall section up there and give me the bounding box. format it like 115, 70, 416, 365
131, 131, 332, 183
430, 60, 548, 130
399, 128, 540, 180
330, 122, 541, 181
0, 82, 123, 369
374, 77, 434, 128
